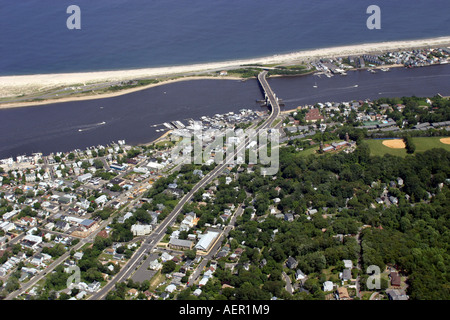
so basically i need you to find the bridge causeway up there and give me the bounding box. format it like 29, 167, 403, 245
257, 70, 281, 128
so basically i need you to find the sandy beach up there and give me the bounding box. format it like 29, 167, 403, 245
0, 75, 243, 109
1, 36, 450, 108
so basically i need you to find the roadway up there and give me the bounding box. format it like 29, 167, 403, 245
186, 205, 244, 286
257, 70, 281, 129
5, 160, 151, 300
5, 71, 281, 300
90, 70, 281, 299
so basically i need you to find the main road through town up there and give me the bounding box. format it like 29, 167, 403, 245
90, 70, 281, 299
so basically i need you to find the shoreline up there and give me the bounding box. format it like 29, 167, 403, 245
1, 36, 450, 108
0, 75, 244, 109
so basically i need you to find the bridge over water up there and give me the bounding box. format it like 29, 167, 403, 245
257, 70, 281, 128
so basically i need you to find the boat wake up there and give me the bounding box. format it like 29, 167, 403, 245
77, 121, 106, 132
335, 85, 359, 90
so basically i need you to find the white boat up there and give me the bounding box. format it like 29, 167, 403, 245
380, 68, 390, 72
354, 85, 358, 88
313, 82, 318, 88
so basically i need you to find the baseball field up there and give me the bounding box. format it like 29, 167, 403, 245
366, 136, 450, 157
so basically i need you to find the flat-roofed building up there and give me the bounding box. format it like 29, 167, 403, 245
78, 173, 92, 183
22, 234, 42, 249
131, 224, 152, 236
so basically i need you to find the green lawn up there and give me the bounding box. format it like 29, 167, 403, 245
296, 140, 341, 157
365, 137, 450, 157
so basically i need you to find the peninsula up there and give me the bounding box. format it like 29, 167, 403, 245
1, 36, 450, 109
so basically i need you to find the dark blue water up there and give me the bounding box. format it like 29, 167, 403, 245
1, 64, 449, 159
1, 0, 449, 75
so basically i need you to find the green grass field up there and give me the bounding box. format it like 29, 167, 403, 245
365, 137, 450, 157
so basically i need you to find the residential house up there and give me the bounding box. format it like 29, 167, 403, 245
323, 281, 334, 292
149, 259, 162, 271
165, 284, 177, 293
74, 252, 84, 260
386, 289, 408, 300
343, 260, 353, 269
336, 287, 351, 300
20, 216, 37, 227
295, 269, 307, 281
55, 221, 70, 232
340, 268, 352, 281
286, 256, 298, 269
118, 212, 133, 224
87, 281, 101, 292
390, 271, 402, 287
127, 288, 138, 297
161, 252, 174, 262
193, 288, 202, 297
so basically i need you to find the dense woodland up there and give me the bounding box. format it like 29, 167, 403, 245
178, 141, 450, 300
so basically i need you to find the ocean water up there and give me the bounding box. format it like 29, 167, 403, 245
1, 0, 450, 75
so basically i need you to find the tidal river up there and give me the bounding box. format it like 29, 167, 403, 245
0, 64, 449, 159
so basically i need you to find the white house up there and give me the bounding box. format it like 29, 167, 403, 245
160, 252, 174, 262
95, 195, 108, 206
31, 255, 44, 266
323, 281, 334, 292
87, 281, 101, 292
199, 277, 209, 287
193, 288, 202, 296
74, 252, 84, 260
295, 269, 307, 281
165, 284, 177, 293
118, 212, 133, 223
149, 259, 162, 271
343, 260, 353, 269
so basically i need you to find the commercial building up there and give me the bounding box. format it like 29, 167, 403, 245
169, 238, 194, 250
77, 173, 93, 183
305, 108, 324, 122
131, 224, 152, 236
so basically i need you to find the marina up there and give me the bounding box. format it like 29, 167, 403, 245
1, 64, 450, 159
